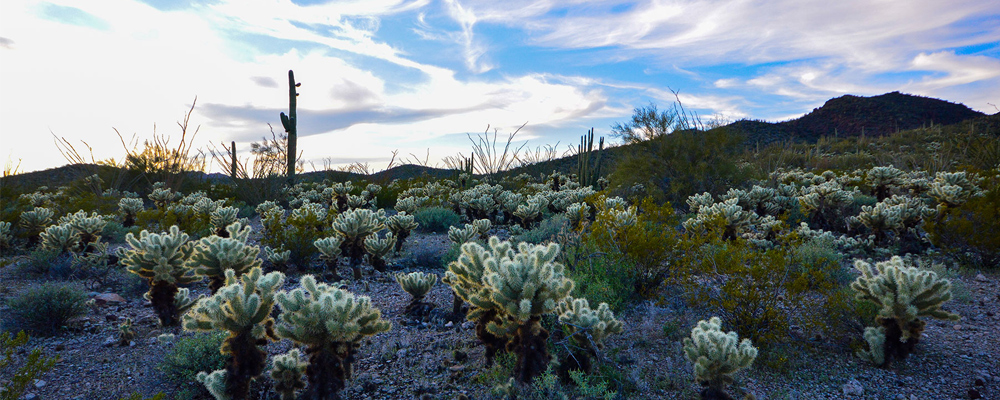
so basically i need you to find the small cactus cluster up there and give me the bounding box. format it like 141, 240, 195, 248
385, 212, 418, 252
395, 271, 438, 316
118, 197, 144, 227
116, 226, 202, 326
682, 317, 758, 399
189, 222, 262, 293
851, 256, 959, 367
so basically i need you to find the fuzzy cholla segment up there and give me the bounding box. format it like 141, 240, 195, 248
183, 267, 285, 346
332, 208, 385, 242
482, 240, 574, 324
682, 317, 758, 390
117, 225, 201, 285
274, 275, 391, 346
448, 224, 478, 244
851, 256, 959, 337
386, 212, 419, 232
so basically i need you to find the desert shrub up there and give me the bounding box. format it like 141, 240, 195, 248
135, 207, 212, 239
414, 207, 461, 233
925, 182, 1000, 269
158, 332, 227, 390
609, 127, 752, 205
678, 237, 798, 348
260, 204, 332, 268
4, 282, 87, 336
1, 331, 58, 400
102, 220, 141, 244
818, 285, 879, 345
513, 214, 568, 244
564, 241, 636, 312
587, 198, 679, 299
17, 248, 73, 278
791, 236, 848, 291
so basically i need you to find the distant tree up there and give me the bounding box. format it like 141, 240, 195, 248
611, 102, 678, 144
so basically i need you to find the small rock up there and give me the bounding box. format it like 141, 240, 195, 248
444, 321, 454, 328
842, 379, 864, 396
102, 337, 117, 347
894, 395, 906, 400
24, 394, 36, 400
969, 388, 982, 399
975, 378, 985, 386
396, 349, 408, 358
954, 324, 963, 330
448, 365, 464, 372
34, 380, 46, 388
975, 274, 989, 282
453, 350, 468, 362
105, 314, 119, 322
461, 321, 474, 330
55, 343, 65, 351
93, 293, 126, 306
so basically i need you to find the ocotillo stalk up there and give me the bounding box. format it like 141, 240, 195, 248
230, 141, 237, 180
280, 70, 300, 185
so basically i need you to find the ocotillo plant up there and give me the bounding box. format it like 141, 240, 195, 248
280, 70, 300, 185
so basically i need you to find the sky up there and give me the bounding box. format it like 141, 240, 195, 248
1, 0, 999, 174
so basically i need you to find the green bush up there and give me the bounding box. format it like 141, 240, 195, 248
4, 283, 87, 336
513, 214, 568, 244
102, 220, 140, 244
158, 332, 227, 396
414, 207, 461, 233
925, 182, 1000, 269
1, 331, 58, 400
17, 248, 73, 278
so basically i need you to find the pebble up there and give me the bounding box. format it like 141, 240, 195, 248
34, 380, 46, 388
842, 379, 864, 396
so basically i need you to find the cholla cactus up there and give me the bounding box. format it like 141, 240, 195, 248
148, 188, 177, 209
117, 226, 203, 326
363, 232, 395, 273
683, 198, 755, 240
209, 207, 240, 238
270, 349, 307, 400
331, 208, 385, 277
513, 195, 548, 228
119, 198, 144, 227
928, 171, 982, 211
798, 180, 855, 230
687, 192, 715, 213
448, 224, 478, 245
274, 275, 391, 400
263, 246, 292, 272
118, 318, 135, 346
190, 222, 263, 293
313, 236, 345, 280
556, 297, 623, 373
394, 196, 428, 214
396, 271, 437, 301
443, 238, 514, 364
472, 219, 492, 240
852, 202, 903, 244
19, 207, 54, 247
478, 239, 574, 383
867, 166, 904, 201
59, 210, 107, 251
851, 256, 959, 367
566, 202, 591, 231
0, 221, 12, 252
682, 317, 758, 398
385, 212, 418, 252
184, 267, 285, 400
40, 223, 80, 254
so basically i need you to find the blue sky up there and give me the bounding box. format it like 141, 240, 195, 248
2, 0, 998, 173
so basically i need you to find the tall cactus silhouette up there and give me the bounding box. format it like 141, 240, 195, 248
280, 70, 300, 185
578, 127, 604, 189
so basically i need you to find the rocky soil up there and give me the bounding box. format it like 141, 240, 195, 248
1, 230, 997, 400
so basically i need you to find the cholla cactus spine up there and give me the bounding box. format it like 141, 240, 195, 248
851, 256, 959, 366
183, 267, 285, 400
274, 275, 391, 399
270, 349, 307, 400
682, 317, 758, 394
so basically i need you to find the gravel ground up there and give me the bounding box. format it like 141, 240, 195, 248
1, 230, 997, 400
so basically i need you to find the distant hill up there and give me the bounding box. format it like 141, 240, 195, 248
728, 91, 986, 145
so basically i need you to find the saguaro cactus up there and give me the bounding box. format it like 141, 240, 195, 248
280, 70, 300, 185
